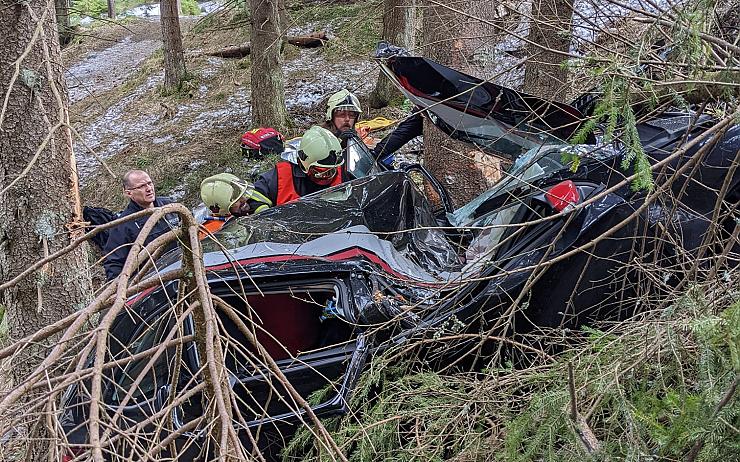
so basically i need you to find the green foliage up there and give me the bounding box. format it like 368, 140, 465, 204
181, 0, 201, 16
134, 154, 154, 169
160, 72, 198, 98
500, 295, 740, 461
569, 76, 653, 190
284, 357, 495, 461
236, 57, 251, 70
73, 0, 107, 17
400, 98, 414, 112
285, 293, 740, 462
565, 0, 739, 191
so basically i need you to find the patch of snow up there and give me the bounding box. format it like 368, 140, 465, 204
125, 3, 161, 17
572, 0, 672, 51
247, 165, 262, 177
124, 0, 224, 18
200, 57, 225, 78
189, 159, 208, 170
66, 35, 159, 103
199, 1, 223, 14
168, 184, 186, 201
171, 102, 205, 124
184, 89, 251, 137
152, 135, 174, 144
284, 49, 377, 109
285, 21, 324, 37
74, 74, 163, 180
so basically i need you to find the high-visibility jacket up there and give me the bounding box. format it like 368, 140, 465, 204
275, 161, 344, 205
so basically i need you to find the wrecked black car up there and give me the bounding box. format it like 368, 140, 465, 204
60, 53, 739, 461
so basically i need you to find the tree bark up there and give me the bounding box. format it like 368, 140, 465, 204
369, 0, 416, 108
161, 0, 187, 94
420, 0, 498, 207
523, 0, 574, 100
107, 0, 116, 19
0, 0, 92, 429
250, 0, 288, 131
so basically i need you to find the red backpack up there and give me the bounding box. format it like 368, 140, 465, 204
240, 127, 285, 158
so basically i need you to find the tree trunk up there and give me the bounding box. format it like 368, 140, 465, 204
0, 0, 92, 416
523, 0, 574, 100
420, 0, 498, 207
278, 0, 288, 32
369, 0, 416, 108
161, 0, 187, 94
249, 0, 288, 131
107, 0, 116, 19
55, 0, 72, 46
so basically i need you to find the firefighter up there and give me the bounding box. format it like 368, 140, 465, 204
200, 172, 271, 219
200, 126, 345, 223
323, 88, 362, 144
249, 125, 346, 210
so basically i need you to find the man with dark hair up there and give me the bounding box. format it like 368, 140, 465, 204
322, 89, 362, 141
103, 170, 178, 280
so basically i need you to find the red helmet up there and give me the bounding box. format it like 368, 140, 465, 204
240, 127, 285, 158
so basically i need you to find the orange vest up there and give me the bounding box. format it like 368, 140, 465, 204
276, 161, 343, 205
198, 217, 230, 240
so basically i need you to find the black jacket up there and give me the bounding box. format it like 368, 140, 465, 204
103, 197, 178, 280
371, 112, 423, 161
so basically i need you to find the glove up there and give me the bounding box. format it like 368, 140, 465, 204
338, 129, 357, 141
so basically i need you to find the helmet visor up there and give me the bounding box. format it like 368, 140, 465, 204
313, 150, 345, 169
299, 149, 345, 169
333, 106, 360, 115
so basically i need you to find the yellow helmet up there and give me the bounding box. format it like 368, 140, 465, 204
298, 126, 344, 172
200, 173, 250, 217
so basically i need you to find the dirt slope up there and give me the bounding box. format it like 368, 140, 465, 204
63, 11, 383, 210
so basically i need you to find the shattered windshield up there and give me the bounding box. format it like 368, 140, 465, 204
344, 135, 382, 178
449, 144, 608, 227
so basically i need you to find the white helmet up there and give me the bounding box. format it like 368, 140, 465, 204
325, 89, 361, 121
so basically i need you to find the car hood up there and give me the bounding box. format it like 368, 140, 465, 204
151, 172, 471, 284
376, 50, 594, 159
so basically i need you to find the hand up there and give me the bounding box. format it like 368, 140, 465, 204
232, 199, 251, 216
338, 129, 356, 141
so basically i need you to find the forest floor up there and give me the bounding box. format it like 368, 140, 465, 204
62, 3, 407, 210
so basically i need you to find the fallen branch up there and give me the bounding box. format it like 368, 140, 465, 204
568, 362, 602, 455
205, 32, 328, 58
206, 43, 252, 59
286, 31, 328, 48
686, 375, 739, 462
